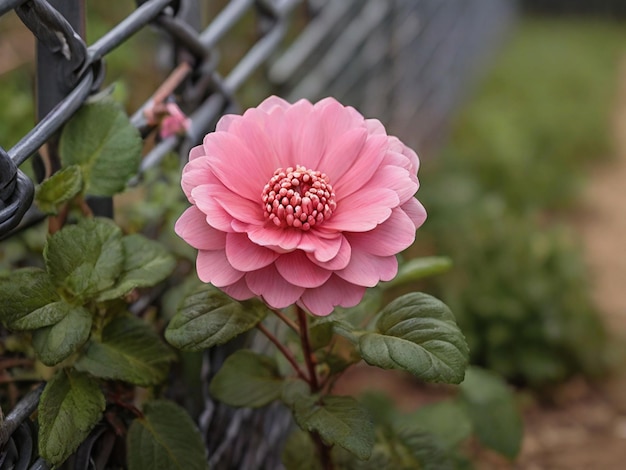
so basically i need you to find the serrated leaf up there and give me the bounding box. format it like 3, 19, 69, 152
10, 300, 78, 331
75, 315, 175, 386
60, 100, 142, 196
0, 268, 60, 325
460, 367, 523, 459
35, 165, 83, 214
32, 305, 92, 366
97, 234, 176, 301
402, 401, 472, 450
44, 218, 124, 300
359, 293, 469, 384
165, 286, 267, 351
291, 394, 374, 460
209, 350, 283, 408
127, 400, 208, 470
38, 369, 105, 467
382, 257, 453, 289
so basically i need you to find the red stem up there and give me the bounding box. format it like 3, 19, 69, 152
296, 306, 335, 470
296, 305, 319, 391
270, 307, 300, 333
256, 322, 308, 382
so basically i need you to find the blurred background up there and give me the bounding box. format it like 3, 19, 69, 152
2, 0, 626, 468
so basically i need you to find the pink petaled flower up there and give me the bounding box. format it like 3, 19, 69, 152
159, 103, 191, 138
175, 96, 426, 316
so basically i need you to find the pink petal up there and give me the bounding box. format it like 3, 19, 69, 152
332, 134, 388, 198
181, 157, 219, 203
389, 136, 420, 172
290, 106, 326, 170
247, 225, 302, 252
365, 164, 418, 205
298, 231, 342, 262
336, 250, 398, 287
220, 277, 255, 301
196, 250, 244, 287
346, 208, 416, 257
228, 112, 282, 172
191, 185, 235, 232
175, 206, 227, 250
298, 275, 366, 316
322, 188, 399, 232
316, 98, 364, 138
245, 264, 305, 309
203, 131, 272, 201
257, 95, 292, 112
264, 99, 317, 168
317, 127, 367, 183
275, 250, 332, 288
225, 232, 279, 271
215, 113, 237, 132
383, 149, 418, 177
264, 109, 294, 166
365, 118, 386, 135
189, 144, 205, 162
401, 197, 427, 229
208, 183, 265, 225
306, 235, 352, 270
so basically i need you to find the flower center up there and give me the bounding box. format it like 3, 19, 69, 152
262, 165, 337, 231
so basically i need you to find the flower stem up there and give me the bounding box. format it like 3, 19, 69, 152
270, 307, 300, 333
312, 432, 334, 470
296, 306, 319, 392
256, 322, 308, 382
296, 307, 335, 470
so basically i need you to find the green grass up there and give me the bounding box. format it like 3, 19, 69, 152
418, 18, 626, 387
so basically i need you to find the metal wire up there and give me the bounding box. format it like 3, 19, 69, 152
0, 0, 301, 237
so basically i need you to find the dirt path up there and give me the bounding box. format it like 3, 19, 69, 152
502, 58, 626, 470
577, 60, 626, 336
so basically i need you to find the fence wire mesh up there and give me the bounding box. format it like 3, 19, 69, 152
0, 0, 516, 468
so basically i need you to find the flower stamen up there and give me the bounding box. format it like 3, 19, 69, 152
262, 165, 336, 231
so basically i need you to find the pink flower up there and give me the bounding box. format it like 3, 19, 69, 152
159, 103, 191, 138
175, 96, 426, 316
144, 102, 191, 139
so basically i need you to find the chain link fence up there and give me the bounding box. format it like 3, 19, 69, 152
0, 0, 516, 468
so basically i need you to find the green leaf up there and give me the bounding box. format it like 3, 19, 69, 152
97, 234, 176, 301
38, 369, 105, 467
165, 286, 267, 351
291, 394, 374, 461
395, 429, 456, 470
35, 165, 83, 214
10, 300, 79, 331
282, 428, 322, 470
209, 350, 283, 408
44, 218, 124, 300
459, 367, 523, 459
403, 401, 472, 450
382, 257, 453, 289
359, 293, 469, 384
60, 99, 142, 196
75, 315, 175, 386
32, 305, 92, 366
309, 321, 334, 351
127, 400, 208, 470
0, 268, 60, 325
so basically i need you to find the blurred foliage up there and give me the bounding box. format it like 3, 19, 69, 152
418, 18, 626, 387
